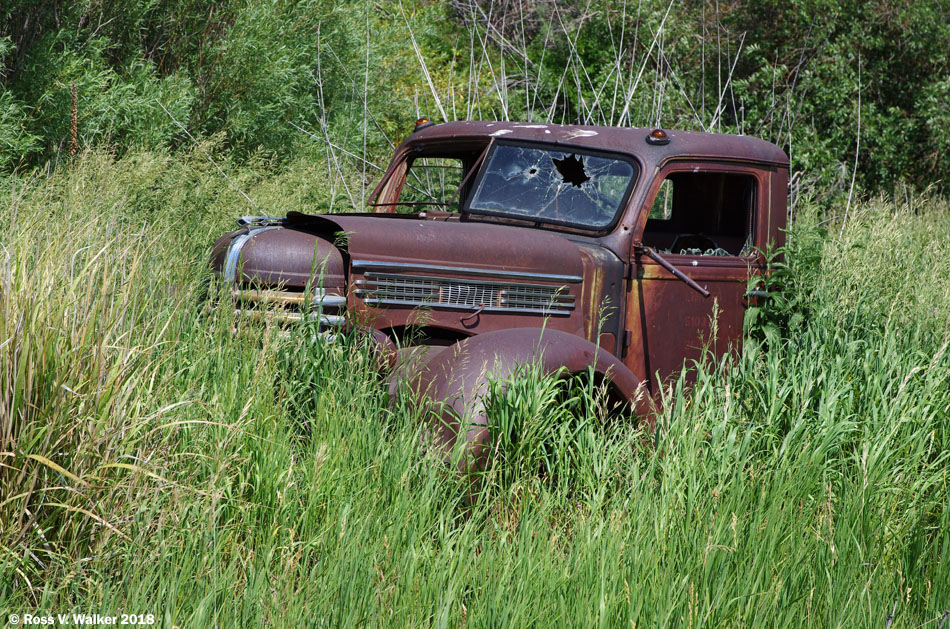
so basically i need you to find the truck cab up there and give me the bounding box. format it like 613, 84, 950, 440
211, 121, 787, 462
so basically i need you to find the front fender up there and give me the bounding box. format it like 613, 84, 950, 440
398, 328, 648, 469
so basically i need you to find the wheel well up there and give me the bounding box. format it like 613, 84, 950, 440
382, 325, 472, 348
567, 369, 634, 415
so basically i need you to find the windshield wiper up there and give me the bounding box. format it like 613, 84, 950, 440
371, 201, 451, 208
634, 244, 711, 298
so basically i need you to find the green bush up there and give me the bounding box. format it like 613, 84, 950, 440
2, 1, 948, 196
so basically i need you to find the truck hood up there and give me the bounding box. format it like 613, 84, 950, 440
213, 212, 586, 291
312, 214, 583, 276
284, 212, 586, 280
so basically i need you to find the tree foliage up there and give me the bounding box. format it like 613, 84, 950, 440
0, 0, 947, 194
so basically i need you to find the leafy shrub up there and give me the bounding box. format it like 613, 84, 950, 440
2, 0, 949, 197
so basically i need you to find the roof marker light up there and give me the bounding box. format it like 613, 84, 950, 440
646, 128, 670, 146
414, 117, 435, 132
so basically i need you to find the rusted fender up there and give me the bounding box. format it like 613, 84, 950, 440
400, 328, 648, 470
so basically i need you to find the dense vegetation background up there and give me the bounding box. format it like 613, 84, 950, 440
1, 1, 948, 626
2, 0, 948, 192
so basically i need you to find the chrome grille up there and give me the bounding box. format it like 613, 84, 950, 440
221, 224, 346, 333
442, 282, 499, 308
355, 273, 574, 316
233, 287, 346, 330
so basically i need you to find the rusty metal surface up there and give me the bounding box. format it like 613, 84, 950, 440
407, 121, 789, 168
627, 263, 748, 390
402, 328, 647, 469
210, 121, 789, 440
308, 214, 585, 276
638, 246, 711, 298
237, 226, 345, 289
284, 212, 593, 343
574, 242, 625, 352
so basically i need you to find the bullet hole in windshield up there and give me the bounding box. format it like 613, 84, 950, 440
552, 154, 590, 188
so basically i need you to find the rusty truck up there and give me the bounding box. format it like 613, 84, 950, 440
210, 120, 788, 467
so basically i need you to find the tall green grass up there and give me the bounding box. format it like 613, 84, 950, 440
0, 151, 947, 626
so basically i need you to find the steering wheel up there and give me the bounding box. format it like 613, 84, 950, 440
670, 233, 720, 253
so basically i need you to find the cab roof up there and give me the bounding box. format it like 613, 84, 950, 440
405, 120, 789, 167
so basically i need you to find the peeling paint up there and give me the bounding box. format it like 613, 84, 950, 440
490, 129, 513, 136
564, 129, 599, 139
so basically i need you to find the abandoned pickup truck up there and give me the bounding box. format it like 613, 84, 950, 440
210, 120, 787, 466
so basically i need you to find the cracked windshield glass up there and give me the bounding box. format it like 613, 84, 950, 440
467, 144, 637, 229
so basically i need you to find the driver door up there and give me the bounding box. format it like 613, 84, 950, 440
627, 162, 766, 391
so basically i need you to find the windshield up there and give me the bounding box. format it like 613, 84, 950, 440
466, 143, 638, 230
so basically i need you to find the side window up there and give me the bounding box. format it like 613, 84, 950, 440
649, 179, 674, 220
398, 156, 465, 211
643, 171, 756, 257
